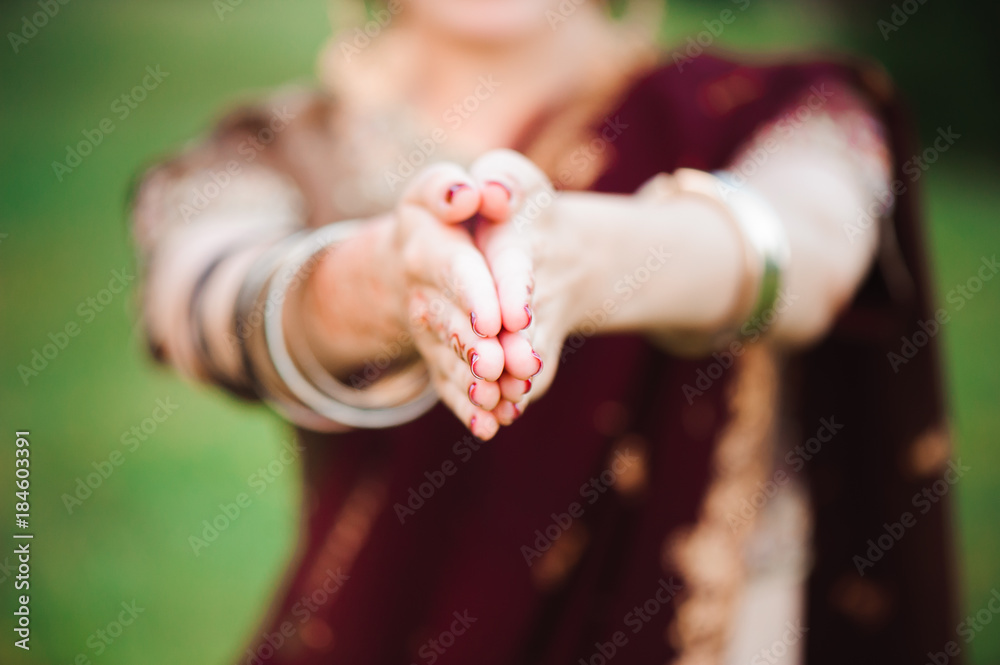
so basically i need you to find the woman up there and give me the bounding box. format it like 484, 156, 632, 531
132, 0, 960, 663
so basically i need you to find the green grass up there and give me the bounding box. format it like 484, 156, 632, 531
0, 2, 330, 663
1, 1, 997, 663
925, 158, 1000, 664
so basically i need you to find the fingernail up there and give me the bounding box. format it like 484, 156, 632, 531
470, 311, 487, 338
446, 183, 469, 204
469, 351, 484, 380
470, 415, 490, 441
468, 383, 483, 407
523, 304, 533, 328
511, 403, 522, 419
531, 350, 543, 377
486, 180, 511, 200
523, 378, 532, 395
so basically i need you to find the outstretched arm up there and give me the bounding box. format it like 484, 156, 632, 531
473, 82, 893, 413
134, 104, 536, 439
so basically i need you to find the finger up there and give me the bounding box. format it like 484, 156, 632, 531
441, 378, 500, 441
434, 370, 500, 440
414, 327, 500, 440
444, 249, 505, 340
408, 234, 504, 338
468, 379, 502, 412
470, 151, 552, 332
498, 371, 532, 403
469, 149, 552, 217
401, 162, 481, 223
477, 180, 512, 223
492, 398, 525, 426
498, 329, 542, 380
478, 229, 534, 333
412, 289, 505, 381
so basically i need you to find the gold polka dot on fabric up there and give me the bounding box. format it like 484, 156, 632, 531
697, 71, 764, 118
300, 617, 335, 651
593, 400, 631, 437
830, 574, 894, 628
529, 523, 590, 592
905, 426, 952, 479
858, 62, 896, 105
609, 435, 649, 498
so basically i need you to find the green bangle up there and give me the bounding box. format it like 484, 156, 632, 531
670, 168, 791, 343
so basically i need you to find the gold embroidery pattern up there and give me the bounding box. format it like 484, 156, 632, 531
665, 345, 780, 664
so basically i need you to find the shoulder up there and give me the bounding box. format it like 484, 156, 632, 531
206, 86, 340, 158
132, 87, 341, 218
629, 51, 871, 118
591, 51, 892, 188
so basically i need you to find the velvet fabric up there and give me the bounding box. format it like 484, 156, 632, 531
237, 53, 959, 665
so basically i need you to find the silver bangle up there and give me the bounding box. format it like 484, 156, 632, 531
670, 168, 791, 341
261, 221, 438, 429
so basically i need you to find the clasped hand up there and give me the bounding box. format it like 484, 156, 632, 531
387, 149, 584, 440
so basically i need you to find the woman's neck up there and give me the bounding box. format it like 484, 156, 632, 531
400, 4, 618, 151
320, 4, 651, 163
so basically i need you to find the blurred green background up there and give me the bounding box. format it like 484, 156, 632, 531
1, 0, 997, 663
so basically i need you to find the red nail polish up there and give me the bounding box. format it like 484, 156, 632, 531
470, 311, 487, 338
523, 304, 533, 327
511, 403, 522, 419
486, 180, 511, 200
523, 378, 532, 394
469, 351, 484, 380
468, 383, 483, 407
531, 350, 543, 377
446, 183, 468, 204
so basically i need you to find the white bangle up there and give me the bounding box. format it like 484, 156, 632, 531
261, 221, 438, 429
670, 168, 791, 341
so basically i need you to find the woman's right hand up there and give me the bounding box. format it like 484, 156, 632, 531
302, 163, 512, 440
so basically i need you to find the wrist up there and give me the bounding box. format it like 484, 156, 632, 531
550, 189, 746, 340
546, 192, 634, 337
241, 221, 438, 430
297, 217, 413, 375
370, 215, 411, 332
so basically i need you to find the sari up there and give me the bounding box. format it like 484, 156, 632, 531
142, 52, 960, 665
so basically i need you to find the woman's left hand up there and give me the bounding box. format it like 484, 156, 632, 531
461, 86, 895, 429
466, 150, 598, 424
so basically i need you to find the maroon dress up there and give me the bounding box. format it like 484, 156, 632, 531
220, 54, 958, 664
